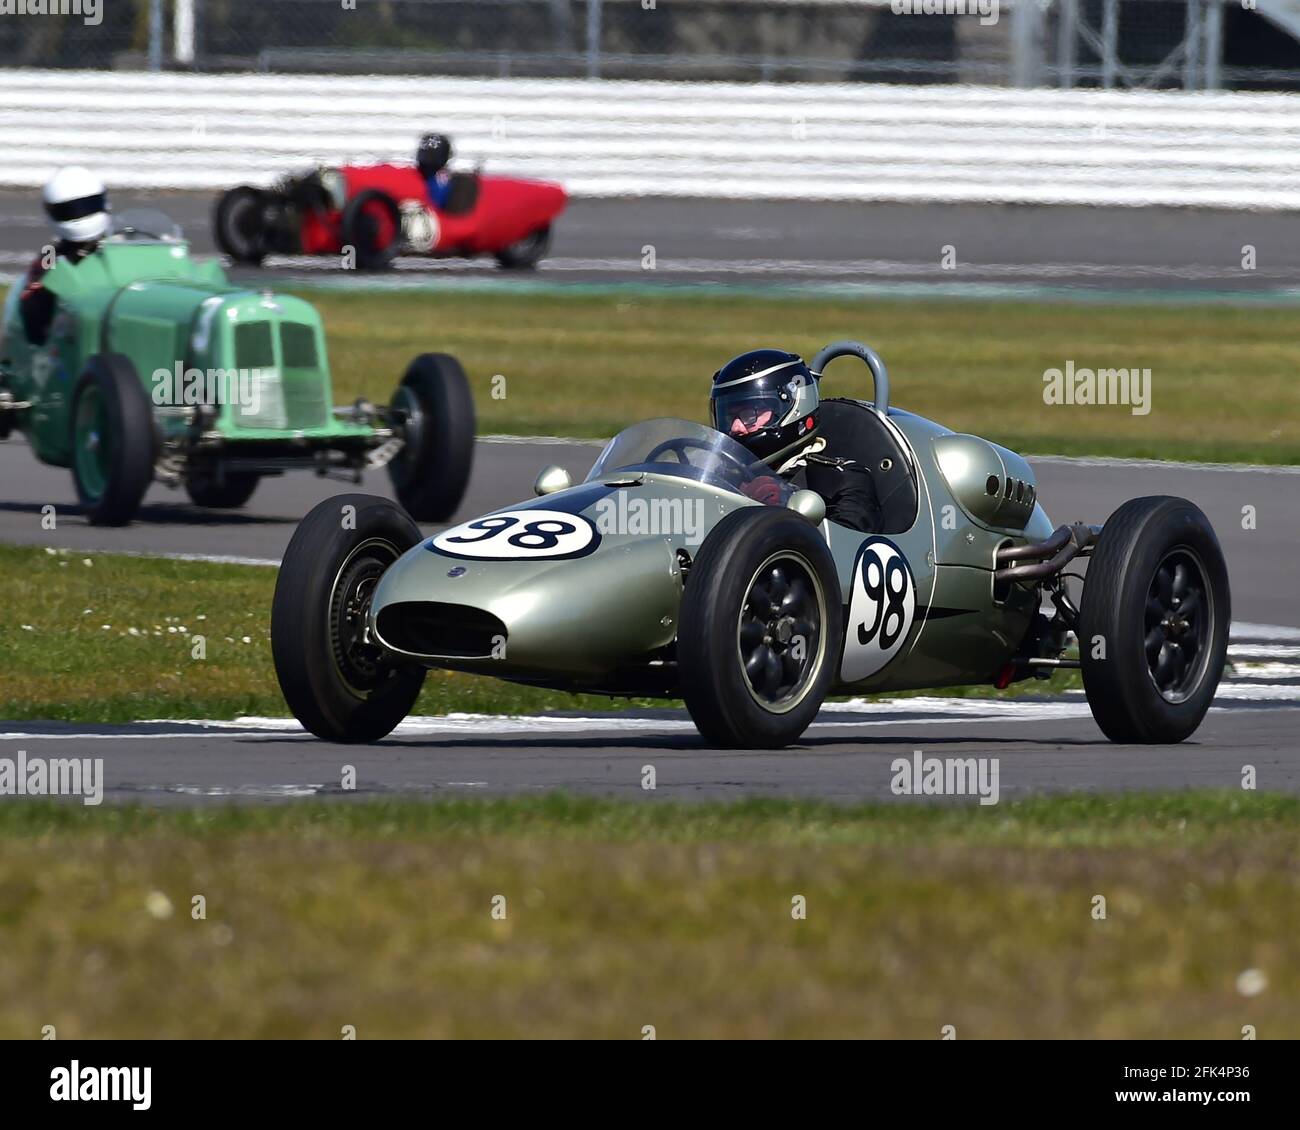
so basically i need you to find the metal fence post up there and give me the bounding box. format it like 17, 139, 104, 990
586, 0, 603, 79
1101, 0, 1119, 89
175, 0, 196, 67
149, 0, 164, 71
1056, 0, 1078, 90
1205, 0, 1224, 89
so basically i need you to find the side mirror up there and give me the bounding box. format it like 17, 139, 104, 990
787, 489, 826, 525
534, 464, 572, 496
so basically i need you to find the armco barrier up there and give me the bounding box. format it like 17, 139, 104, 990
2, 69, 1300, 208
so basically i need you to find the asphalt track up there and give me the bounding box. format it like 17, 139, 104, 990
7, 190, 1300, 295
4, 696, 1299, 805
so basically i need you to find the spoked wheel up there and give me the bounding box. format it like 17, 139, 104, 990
679, 507, 841, 748
1079, 495, 1229, 743
1144, 548, 1212, 704
738, 553, 824, 712
271, 494, 427, 742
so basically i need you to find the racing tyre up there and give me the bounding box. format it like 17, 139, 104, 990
387, 353, 476, 523
272, 494, 427, 743
678, 507, 842, 748
494, 225, 551, 270
341, 189, 402, 270
1079, 495, 1229, 743
214, 186, 270, 266
185, 464, 261, 509
69, 353, 157, 526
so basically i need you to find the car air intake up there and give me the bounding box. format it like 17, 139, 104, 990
375, 602, 506, 658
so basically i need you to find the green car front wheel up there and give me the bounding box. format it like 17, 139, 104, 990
70, 354, 157, 526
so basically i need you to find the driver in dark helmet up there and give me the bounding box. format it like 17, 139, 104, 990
416, 132, 454, 210
710, 348, 880, 533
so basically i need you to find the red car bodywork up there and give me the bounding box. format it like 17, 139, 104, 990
298, 164, 567, 257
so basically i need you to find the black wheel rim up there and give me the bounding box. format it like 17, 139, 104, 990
1144, 547, 1213, 704
736, 552, 825, 713
328, 538, 402, 698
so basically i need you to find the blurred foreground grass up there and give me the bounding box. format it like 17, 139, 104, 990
0, 793, 1296, 1038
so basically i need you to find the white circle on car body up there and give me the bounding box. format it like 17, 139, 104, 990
430, 509, 598, 561
840, 536, 916, 683
400, 198, 440, 253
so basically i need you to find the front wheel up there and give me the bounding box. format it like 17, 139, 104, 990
494, 225, 551, 270
271, 494, 426, 743
213, 186, 270, 265
1078, 495, 1230, 743
341, 189, 402, 270
678, 507, 842, 748
69, 353, 157, 526
386, 353, 476, 522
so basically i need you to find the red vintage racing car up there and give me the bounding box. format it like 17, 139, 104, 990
214, 162, 566, 270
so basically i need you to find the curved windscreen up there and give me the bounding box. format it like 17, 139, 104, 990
585, 418, 795, 505
109, 208, 183, 243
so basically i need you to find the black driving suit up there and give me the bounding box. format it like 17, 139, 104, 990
788, 450, 881, 533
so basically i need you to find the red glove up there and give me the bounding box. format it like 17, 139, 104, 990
741, 476, 783, 506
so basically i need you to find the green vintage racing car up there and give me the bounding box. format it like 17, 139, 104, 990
271, 341, 1231, 749
0, 209, 474, 526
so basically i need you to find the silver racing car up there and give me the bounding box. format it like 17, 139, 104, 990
271, 341, 1230, 748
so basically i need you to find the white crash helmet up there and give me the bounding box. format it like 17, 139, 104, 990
43, 166, 110, 243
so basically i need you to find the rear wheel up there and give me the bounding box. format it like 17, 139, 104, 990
387, 353, 476, 522
494, 225, 551, 270
341, 189, 402, 270
185, 464, 261, 509
213, 186, 270, 265
271, 494, 426, 742
69, 353, 156, 526
678, 507, 842, 748
1079, 495, 1229, 743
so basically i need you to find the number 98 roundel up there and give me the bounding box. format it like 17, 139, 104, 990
429, 509, 600, 561
840, 536, 917, 683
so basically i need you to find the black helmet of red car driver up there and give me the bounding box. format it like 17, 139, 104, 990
710, 349, 820, 467
416, 133, 453, 177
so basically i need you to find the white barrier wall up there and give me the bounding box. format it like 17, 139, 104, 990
3, 69, 1300, 208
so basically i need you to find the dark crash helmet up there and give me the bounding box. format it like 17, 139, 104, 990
709, 348, 820, 467
416, 133, 453, 177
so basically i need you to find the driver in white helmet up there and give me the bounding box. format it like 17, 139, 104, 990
19, 166, 111, 345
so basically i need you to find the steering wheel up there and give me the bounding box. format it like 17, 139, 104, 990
644, 435, 755, 481
810, 341, 890, 413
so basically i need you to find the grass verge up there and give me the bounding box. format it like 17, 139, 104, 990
0, 792, 1295, 1038
0, 544, 1078, 723
307, 288, 1298, 464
